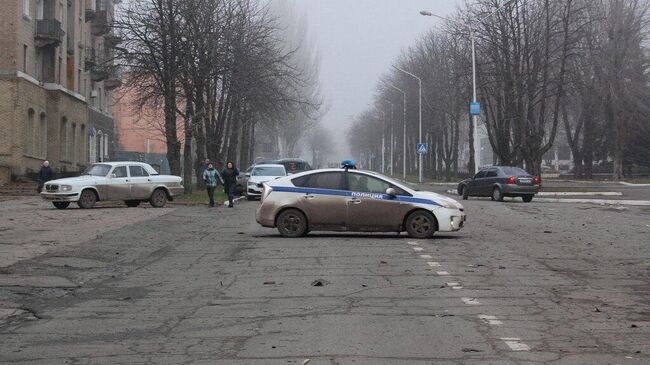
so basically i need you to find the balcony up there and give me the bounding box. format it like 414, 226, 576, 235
104, 67, 122, 90
104, 34, 123, 48
90, 65, 109, 82
35, 19, 64, 47
91, 10, 110, 36
84, 48, 97, 69
85, 0, 96, 21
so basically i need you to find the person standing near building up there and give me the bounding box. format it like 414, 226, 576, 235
221, 161, 239, 208
37, 161, 53, 193
203, 162, 223, 208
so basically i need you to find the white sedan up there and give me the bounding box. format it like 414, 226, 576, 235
246, 164, 287, 200
41, 162, 184, 209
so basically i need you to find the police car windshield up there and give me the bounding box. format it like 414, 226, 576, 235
370, 173, 420, 192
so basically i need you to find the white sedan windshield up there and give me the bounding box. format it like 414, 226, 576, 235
84, 164, 111, 177
253, 166, 285, 177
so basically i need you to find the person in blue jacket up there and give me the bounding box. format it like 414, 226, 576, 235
203, 162, 223, 208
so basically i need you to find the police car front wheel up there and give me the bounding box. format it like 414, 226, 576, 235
405, 210, 437, 238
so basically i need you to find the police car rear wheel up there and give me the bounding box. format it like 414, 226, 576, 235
277, 209, 308, 238
405, 211, 437, 238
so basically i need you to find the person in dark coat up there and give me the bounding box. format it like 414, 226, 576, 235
221, 161, 239, 208
37, 160, 53, 193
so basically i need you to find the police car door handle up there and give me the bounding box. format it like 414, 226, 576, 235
349, 198, 362, 204
304, 194, 316, 200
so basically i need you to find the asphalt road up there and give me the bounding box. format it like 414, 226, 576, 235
0, 194, 649, 364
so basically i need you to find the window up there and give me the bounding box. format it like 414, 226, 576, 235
71, 123, 77, 164
23, 45, 28, 73
58, 57, 63, 83
263, 143, 272, 153
474, 171, 487, 179
79, 124, 85, 164
293, 172, 344, 190
501, 167, 529, 176
129, 166, 149, 177
23, 0, 30, 17
26, 109, 35, 155
36, 0, 43, 19
39, 113, 47, 157
486, 169, 498, 178
59, 117, 68, 161
348, 173, 408, 195
103, 134, 109, 158
112, 166, 127, 178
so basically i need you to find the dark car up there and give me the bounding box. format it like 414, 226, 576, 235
457, 166, 541, 202
275, 158, 312, 175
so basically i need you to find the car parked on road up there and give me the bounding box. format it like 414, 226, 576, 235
275, 158, 312, 175
457, 166, 541, 202
41, 162, 184, 209
246, 164, 287, 200
256, 162, 465, 238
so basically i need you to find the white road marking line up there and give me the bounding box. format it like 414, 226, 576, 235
479, 315, 503, 325
447, 282, 463, 289
436, 271, 450, 276
427, 262, 441, 267
452, 286, 463, 290
501, 338, 530, 351
420, 254, 432, 259
538, 191, 622, 196
413, 247, 424, 252
408, 241, 419, 245
461, 297, 480, 305
447, 282, 460, 286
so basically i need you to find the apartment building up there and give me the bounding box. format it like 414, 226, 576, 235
0, 0, 121, 184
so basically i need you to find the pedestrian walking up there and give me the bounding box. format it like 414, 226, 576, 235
221, 161, 239, 208
37, 160, 53, 193
203, 163, 223, 208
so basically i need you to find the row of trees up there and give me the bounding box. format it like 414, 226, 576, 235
116, 0, 323, 192
350, 0, 650, 180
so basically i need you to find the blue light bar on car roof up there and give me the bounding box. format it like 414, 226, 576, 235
341, 160, 357, 169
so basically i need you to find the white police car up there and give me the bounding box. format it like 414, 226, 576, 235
256, 161, 466, 238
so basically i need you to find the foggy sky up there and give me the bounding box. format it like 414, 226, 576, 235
290, 0, 462, 163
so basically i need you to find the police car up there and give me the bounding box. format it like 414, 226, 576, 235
256, 161, 466, 238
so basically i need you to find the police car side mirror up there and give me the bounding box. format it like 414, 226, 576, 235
386, 188, 397, 197
110, 174, 117, 179
245, 173, 250, 177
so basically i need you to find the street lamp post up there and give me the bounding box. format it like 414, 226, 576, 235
378, 110, 386, 174
420, 0, 519, 174
386, 101, 395, 176
388, 84, 407, 180
393, 66, 423, 183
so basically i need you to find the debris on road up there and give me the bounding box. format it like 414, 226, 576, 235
311, 279, 329, 287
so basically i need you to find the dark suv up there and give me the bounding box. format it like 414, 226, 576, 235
457, 166, 541, 202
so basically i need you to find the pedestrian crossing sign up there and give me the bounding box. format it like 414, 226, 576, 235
416, 143, 428, 154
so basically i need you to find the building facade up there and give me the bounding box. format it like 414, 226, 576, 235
113, 88, 171, 174
0, 0, 120, 184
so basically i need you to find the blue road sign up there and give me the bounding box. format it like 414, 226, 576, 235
470, 102, 481, 116
416, 143, 428, 154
